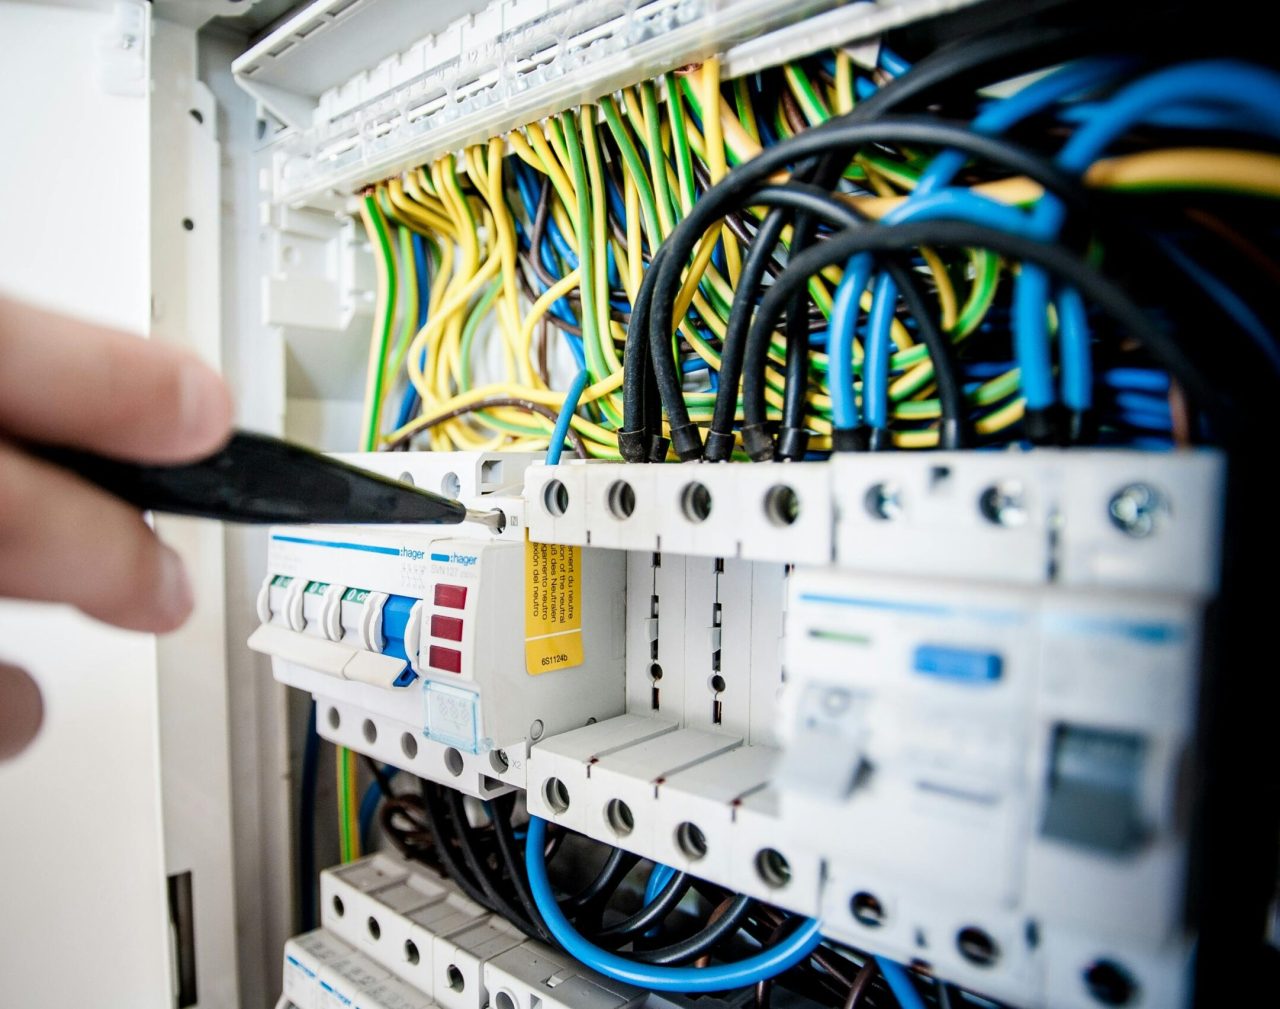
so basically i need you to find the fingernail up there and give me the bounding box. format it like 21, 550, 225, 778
179, 359, 232, 450
0, 663, 45, 761
158, 547, 195, 630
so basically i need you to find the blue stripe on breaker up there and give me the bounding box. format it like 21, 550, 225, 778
799, 593, 1022, 625
914, 645, 1003, 684
270, 534, 399, 556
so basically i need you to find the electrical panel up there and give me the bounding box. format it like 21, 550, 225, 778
261, 445, 1222, 1009
228, 0, 1269, 997
8, 0, 1262, 1007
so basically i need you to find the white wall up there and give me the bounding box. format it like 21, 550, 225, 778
0, 2, 173, 1007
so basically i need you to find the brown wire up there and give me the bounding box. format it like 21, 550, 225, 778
780, 86, 810, 136
536, 316, 552, 388
517, 261, 584, 338
692, 896, 738, 968
529, 175, 562, 289
1169, 378, 1191, 447
753, 919, 795, 1009
841, 959, 877, 1009
383, 396, 589, 456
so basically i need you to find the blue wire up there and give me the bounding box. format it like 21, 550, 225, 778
1055, 285, 1093, 410
1119, 410, 1174, 432
831, 59, 1131, 429
1114, 391, 1171, 416
546, 217, 580, 271
875, 957, 927, 1009
546, 368, 589, 465
524, 817, 823, 991
1057, 102, 1265, 131
513, 161, 582, 324
643, 863, 678, 904
965, 361, 1016, 379
878, 47, 911, 77
1014, 60, 1280, 409
358, 765, 399, 850
394, 233, 432, 430
1103, 368, 1169, 392
841, 188, 1044, 428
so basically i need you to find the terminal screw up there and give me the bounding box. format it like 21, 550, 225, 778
1108, 483, 1167, 538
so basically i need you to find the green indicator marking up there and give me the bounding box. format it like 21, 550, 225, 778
270, 575, 293, 588
304, 581, 330, 596
342, 587, 371, 604
808, 629, 872, 646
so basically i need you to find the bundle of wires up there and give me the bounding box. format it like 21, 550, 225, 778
355, 40, 1280, 467
366, 769, 945, 1009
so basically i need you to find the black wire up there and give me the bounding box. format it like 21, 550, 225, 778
706, 182, 967, 455
620, 244, 668, 461
705, 209, 788, 460
880, 256, 968, 449
298, 701, 319, 932
645, 117, 1093, 459
558, 846, 642, 936
489, 794, 552, 943
593, 869, 692, 947
417, 779, 492, 909
778, 157, 847, 460
362, 754, 396, 797
630, 893, 753, 965
439, 786, 541, 938
737, 219, 1216, 432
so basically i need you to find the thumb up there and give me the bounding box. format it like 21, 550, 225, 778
0, 661, 44, 760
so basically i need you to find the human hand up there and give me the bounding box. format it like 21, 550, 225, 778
0, 296, 232, 632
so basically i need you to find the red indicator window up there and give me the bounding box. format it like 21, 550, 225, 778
428, 645, 463, 674
430, 615, 464, 642
434, 584, 468, 610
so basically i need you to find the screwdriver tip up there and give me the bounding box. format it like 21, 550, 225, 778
464, 507, 507, 531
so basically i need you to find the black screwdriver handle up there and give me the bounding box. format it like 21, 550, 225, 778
32, 430, 468, 525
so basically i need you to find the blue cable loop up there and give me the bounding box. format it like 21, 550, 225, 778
524, 817, 823, 991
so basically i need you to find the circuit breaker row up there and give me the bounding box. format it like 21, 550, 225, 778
282, 853, 646, 1009
524, 452, 1221, 596
257, 450, 1223, 1009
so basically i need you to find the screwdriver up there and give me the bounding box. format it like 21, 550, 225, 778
33, 430, 506, 529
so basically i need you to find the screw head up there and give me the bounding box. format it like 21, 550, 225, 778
865, 481, 903, 521
979, 481, 1028, 527
822, 688, 851, 716
1108, 483, 1167, 538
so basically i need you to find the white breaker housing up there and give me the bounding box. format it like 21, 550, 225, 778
259, 447, 1224, 1009
249, 452, 626, 798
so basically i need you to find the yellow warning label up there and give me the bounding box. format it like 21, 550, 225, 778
524, 537, 584, 674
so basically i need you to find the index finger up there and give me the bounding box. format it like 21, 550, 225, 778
0, 297, 232, 463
